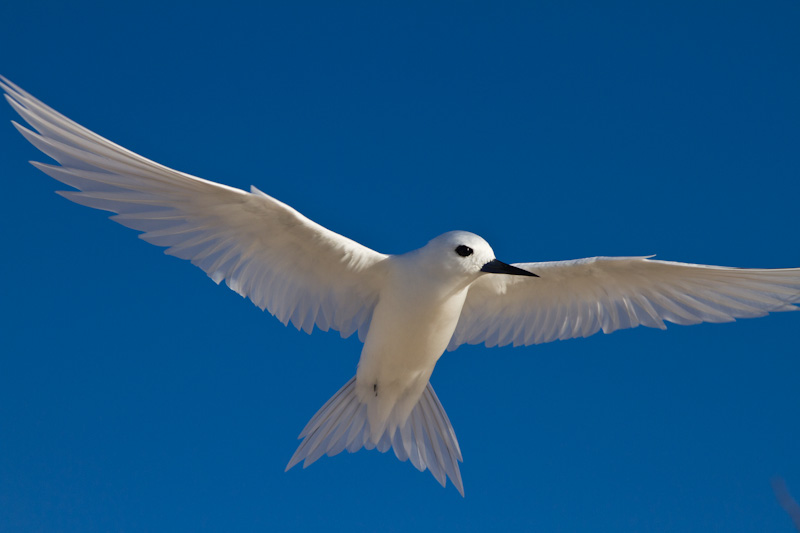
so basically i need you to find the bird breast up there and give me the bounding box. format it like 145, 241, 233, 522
354, 272, 470, 428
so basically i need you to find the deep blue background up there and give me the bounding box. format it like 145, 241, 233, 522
1, 2, 799, 531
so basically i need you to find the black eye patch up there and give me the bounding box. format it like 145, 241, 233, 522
455, 245, 473, 257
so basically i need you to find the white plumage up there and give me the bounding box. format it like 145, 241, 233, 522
4, 76, 799, 496
451, 256, 800, 349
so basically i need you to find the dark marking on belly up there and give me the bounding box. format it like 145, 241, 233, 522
373, 383, 378, 397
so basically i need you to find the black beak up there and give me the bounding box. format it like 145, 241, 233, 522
480, 259, 539, 277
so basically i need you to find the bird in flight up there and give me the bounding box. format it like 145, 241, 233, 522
3, 76, 799, 496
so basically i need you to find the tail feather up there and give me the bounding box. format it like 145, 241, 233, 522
285, 376, 464, 496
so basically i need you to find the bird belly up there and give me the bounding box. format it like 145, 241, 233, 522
355, 290, 467, 441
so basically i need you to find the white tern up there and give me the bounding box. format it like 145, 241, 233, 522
4, 76, 800, 496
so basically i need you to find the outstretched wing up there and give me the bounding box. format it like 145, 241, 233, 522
449, 256, 800, 350
2, 76, 387, 339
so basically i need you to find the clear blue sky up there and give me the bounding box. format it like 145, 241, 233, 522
1, 1, 799, 531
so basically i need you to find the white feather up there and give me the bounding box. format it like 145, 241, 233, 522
450, 256, 800, 349
286, 377, 464, 496
1, 76, 387, 339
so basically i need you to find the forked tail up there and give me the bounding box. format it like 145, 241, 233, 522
285, 377, 464, 495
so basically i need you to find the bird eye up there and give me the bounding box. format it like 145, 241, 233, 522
455, 245, 473, 257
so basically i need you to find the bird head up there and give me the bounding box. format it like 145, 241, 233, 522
419, 231, 538, 280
